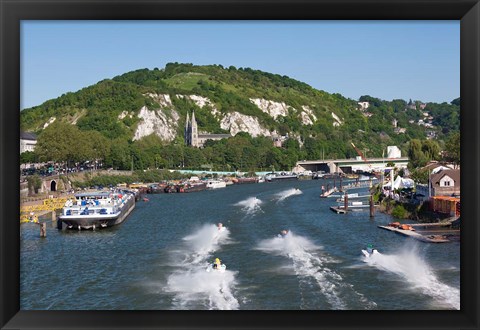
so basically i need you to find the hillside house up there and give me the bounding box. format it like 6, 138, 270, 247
272, 134, 288, 147
407, 99, 416, 110
430, 169, 460, 197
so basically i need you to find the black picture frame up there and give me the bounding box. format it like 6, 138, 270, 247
1, 0, 479, 329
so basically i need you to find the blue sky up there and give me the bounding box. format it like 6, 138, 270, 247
21, 21, 459, 110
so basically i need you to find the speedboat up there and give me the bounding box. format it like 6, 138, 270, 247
361, 245, 379, 258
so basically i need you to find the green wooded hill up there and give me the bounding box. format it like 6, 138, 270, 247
20, 63, 459, 170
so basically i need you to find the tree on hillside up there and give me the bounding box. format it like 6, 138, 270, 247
82, 130, 111, 168
105, 138, 131, 170
421, 140, 440, 162
443, 132, 460, 167
35, 121, 85, 164
407, 139, 427, 169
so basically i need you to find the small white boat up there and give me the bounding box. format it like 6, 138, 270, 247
206, 180, 227, 189
361, 247, 379, 258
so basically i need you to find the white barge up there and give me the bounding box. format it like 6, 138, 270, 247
265, 172, 298, 182
58, 190, 136, 230
206, 180, 227, 189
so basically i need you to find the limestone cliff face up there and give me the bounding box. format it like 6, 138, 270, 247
249, 98, 318, 126
220, 112, 275, 137
249, 98, 289, 119
301, 106, 317, 126
133, 93, 181, 142
131, 94, 321, 142
331, 112, 343, 127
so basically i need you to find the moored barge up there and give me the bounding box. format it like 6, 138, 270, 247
265, 172, 298, 182
58, 190, 135, 230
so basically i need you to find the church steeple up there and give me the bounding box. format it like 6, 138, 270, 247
191, 111, 198, 147
184, 112, 190, 145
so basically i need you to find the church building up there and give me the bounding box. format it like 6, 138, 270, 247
184, 111, 231, 148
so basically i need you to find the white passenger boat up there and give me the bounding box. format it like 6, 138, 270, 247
58, 190, 136, 230
265, 172, 298, 182
206, 180, 227, 189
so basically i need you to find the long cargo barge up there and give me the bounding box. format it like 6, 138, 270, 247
58, 190, 136, 230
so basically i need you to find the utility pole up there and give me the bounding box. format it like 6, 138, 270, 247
428, 170, 431, 198
381, 148, 385, 188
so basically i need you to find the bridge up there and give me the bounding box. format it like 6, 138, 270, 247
295, 157, 409, 173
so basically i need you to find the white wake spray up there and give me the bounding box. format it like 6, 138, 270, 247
234, 197, 263, 216
164, 224, 239, 310
362, 246, 460, 310
273, 188, 303, 203
167, 267, 239, 310
182, 223, 231, 264
256, 232, 374, 309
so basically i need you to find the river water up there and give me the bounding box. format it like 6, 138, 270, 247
20, 179, 460, 310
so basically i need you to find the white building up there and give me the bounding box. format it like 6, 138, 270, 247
20, 131, 37, 154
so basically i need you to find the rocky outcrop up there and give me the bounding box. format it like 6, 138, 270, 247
301, 106, 317, 125
331, 112, 343, 127
176, 94, 221, 117
250, 98, 289, 119
145, 93, 173, 108
133, 105, 180, 142
43, 117, 56, 129
118, 111, 134, 120
220, 112, 274, 137
251, 98, 317, 126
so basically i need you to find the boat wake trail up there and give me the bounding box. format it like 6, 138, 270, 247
234, 197, 263, 216
273, 188, 302, 203
363, 245, 460, 310
182, 224, 231, 264
165, 224, 239, 310
167, 268, 239, 310
256, 232, 375, 309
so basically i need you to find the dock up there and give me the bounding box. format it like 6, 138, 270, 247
330, 206, 347, 214
329, 204, 378, 214
378, 225, 451, 243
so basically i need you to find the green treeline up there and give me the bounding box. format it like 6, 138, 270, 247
29, 122, 302, 172
24, 120, 459, 176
